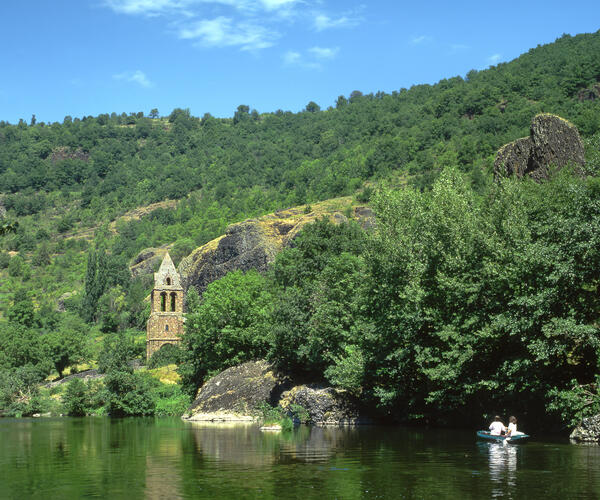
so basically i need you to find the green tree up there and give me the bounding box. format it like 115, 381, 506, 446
46, 313, 89, 378
305, 101, 321, 113
63, 378, 89, 416
7, 289, 37, 327
180, 270, 272, 395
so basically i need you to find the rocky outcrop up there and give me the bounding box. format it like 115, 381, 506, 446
51, 146, 90, 164
577, 84, 600, 102
178, 198, 375, 295
130, 247, 169, 278
183, 361, 369, 426
279, 385, 367, 426
494, 113, 585, 181
45, 369, 104, 388
178, 221, 280, 295
570, 415, 600, 443
494, 137, 534, 179
183, 360, 290, 422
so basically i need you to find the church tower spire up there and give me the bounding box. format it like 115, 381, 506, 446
146, 252, 185, 360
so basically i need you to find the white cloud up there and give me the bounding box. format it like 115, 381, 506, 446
178, 16, 276, 50
104, 1, 358, 54
313, 13, 358, 31
308, 46, 339, 60
283, 50, 302, 65
283, 46, 339, 69
113, 70, 154, 87
104, 0, 298, 16
488, 53, 502, 64
260, 0, 297, 10
410, 35, 432, 45
103, 0, 191, 16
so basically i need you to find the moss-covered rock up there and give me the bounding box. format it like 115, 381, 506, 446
178, 197, 374, 295
130, 246, 169, 278
279, 385, 366, 426
494, 137, 533, 179
183, 361, 370, 425
183, 360, 290, 422
494, 113, 585, 181
570, 415, 600, 443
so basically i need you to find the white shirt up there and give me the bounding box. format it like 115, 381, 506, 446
508, 422, 523, 435
489, 421, 506, 435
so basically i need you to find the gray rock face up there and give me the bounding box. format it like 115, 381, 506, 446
279, 385, 366, 426
494, 113, 585, 181
184, 361, 290, 421
130, 247, 169, 278
178, 221, 281, 296
494, 137, 534, 179
354, 206, 376, 230
45, 369, 103, 388
570, 415, 600, 443
577, 84, 600, 102
178, 204, 376, 297
183, 361, 369, 425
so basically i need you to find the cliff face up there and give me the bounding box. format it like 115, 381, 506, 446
177, 198, 374, 295
494, 113, 585, 181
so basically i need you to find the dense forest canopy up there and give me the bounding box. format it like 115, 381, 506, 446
1, 31, 600, 425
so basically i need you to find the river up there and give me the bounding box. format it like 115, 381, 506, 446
0, 418, 598, 499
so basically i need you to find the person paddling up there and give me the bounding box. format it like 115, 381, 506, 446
489, 415, 506, 436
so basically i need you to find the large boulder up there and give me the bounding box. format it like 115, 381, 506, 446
178, 220, 281, 295
494, 113, 585, 181
130, 246, 169, 278
183, 360, 290, 422
494, 137, 533, 179
279, 385, 367, 426
570, 415, 600, 443
178, 199, 375, 295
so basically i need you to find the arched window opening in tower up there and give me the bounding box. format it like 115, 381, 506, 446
160, 292, 167, 312
170, 292, 177, 312
166, 277, 171, 285
165, 324, 169, 332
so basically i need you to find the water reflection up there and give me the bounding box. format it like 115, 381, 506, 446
186, 423, 356, 465
479, 442, 519, 498
4, 419, 600, 499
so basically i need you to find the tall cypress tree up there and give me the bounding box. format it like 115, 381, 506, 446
82, 245, 108, 323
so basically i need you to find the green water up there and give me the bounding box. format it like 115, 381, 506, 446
0, 418, 598, 499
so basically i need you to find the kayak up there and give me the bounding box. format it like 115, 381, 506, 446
477, 430, 529, 442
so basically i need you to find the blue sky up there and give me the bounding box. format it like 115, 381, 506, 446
1, 1, 598, 124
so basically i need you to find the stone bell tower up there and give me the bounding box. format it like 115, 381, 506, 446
146, 252, 185, 360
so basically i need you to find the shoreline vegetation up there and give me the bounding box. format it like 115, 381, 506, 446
1, 31, 600, 435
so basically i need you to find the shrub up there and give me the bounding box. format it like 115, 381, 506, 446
105, 371, 156, 417
63, 378, 89, 416
0, 252, 10, 269
148, 344, 183, 369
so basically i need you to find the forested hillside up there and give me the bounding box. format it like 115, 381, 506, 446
1, 31, 600, 425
